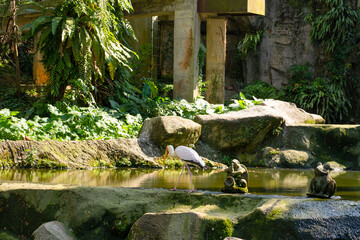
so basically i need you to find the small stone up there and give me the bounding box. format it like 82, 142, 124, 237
32, 221, 75, 240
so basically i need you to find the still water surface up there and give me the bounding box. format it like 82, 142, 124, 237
0, 168, 359, 200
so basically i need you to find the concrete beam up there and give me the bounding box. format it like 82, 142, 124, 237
205, 18, 227, 104
198, 0, 265, 15
129, 0, 265, 18
173, 9, 200, 102
129, 0, 195, 18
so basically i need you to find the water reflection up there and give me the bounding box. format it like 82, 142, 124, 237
0, 168, 359, 200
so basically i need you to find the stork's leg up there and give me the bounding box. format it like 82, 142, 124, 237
185, 163, 195, 193
170, 164, 185, 191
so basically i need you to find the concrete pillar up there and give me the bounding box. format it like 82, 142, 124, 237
33, 33, 48, 85
205, 18, 227, 104
173, 9, 201, 102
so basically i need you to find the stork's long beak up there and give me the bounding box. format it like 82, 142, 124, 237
162, 146, 169, 166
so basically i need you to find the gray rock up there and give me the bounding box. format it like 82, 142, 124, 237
260, 99, 325, 125
32, 221, 75, 240
325, 161, 346, 172
194, 105, 284, 153
238, 199, 360, 240
138, 116, 202, 147
262, 147, 314, 168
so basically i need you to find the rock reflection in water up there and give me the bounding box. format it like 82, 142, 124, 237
0, 168, 359, 200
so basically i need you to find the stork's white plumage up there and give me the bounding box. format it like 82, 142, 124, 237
163, 145, 206, 192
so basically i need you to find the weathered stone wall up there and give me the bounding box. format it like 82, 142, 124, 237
232, 0, 360, 89
235, 0, 316, 88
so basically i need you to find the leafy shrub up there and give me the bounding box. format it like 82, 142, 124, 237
0, 104, 142, 141
305, 0, 359, 54
240, 80, 284, 100
0, 86, 41, 112
284, 64, 351, 123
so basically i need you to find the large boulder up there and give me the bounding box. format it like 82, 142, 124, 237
32, 221, 75, 240
260, 99, 325, 125
0, 138, 163, 169
237, 198, 360, 240
194, 106, 284, 153
138, 116, 202, 147
127, 211, 233, 240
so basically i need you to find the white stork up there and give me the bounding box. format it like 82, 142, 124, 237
163, 145, 206, 192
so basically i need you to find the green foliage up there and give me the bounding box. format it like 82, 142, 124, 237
0, 90, 37, 113
0, 104, 142, 141
227, 92, 262, 111
23, 0, 135, 104
238, 29, 265, 59
158, 98, 227, 119
124, 43, 152, 88
197, 41, 208, 96
241, 80, 284, 100
222, 155, 233, 166
0, 43, 13, 77
305, 0, 359, 54
198, 40, 206, 78
303, 0, 360, 122
0, 90, 262, 141
284, 63, 351, 123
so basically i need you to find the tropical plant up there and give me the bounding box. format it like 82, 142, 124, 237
305, 0, 359, 54
238, 29, 265, 59
284, 63, 350, 123
303, 0, 360, 122
23, 0, 135, 104
240, 80, 284, 100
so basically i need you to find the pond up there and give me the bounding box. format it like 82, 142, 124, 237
0, 167, 359, 201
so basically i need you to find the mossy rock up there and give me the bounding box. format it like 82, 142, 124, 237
127, 212, 234, 240
194, 106, 284, 152
1, 182, 360, 239
138, 116, 202, 147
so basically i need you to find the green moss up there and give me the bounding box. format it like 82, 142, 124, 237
0, 158, 14, 168
272, 127, 283, 136
113, 157, 132, 167
204, 217, 234, 239
304, 119, 316, 124
111, 215, 133, 237
32, 158, 67, 169
269, 149, 278, 155
0, 231, 20, 240
156, 157, 183, 169
90, 159, 112, 168
267, 209, 282, 220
